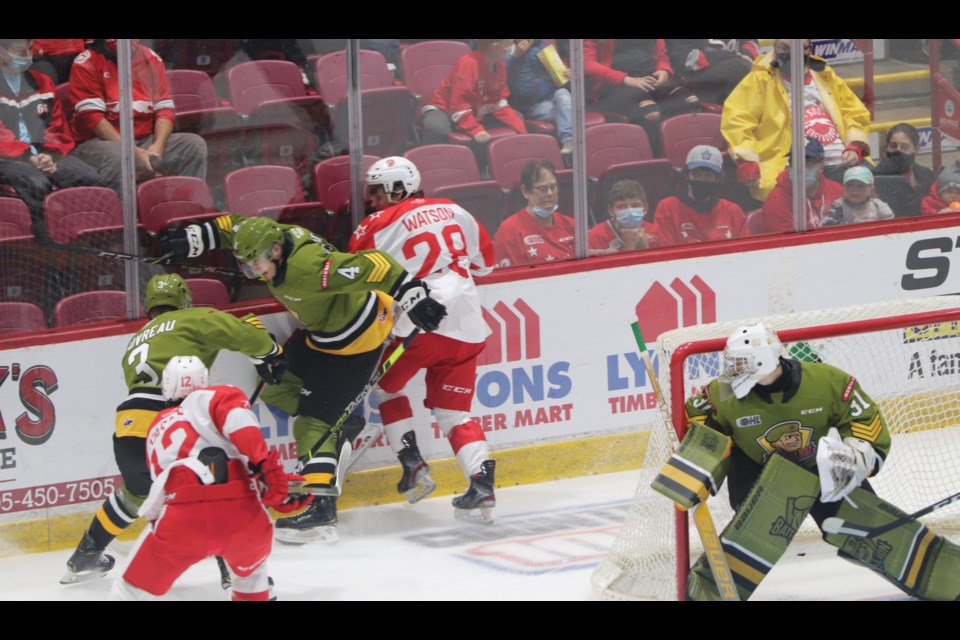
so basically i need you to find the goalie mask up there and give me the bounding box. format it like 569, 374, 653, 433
721, 323, 783, 399
365, 156, 421, 203
161, 355, 209, 402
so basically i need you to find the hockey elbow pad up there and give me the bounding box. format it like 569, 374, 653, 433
651, 422, 732, 510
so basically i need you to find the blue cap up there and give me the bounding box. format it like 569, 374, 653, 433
786, 136, 825, 162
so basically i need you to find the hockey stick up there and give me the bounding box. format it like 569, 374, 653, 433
35, 234, 242, 277
821, 489, 960, 538
630, 318, 740, 602
305, 328, 421, 495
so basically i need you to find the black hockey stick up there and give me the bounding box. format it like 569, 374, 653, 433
35, 234, 242, 277
302, 329, 421, 495
821, 490, 960, 538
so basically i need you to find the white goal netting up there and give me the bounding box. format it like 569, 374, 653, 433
592, 296, 960, 601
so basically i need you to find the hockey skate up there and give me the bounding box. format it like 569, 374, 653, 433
452, 460, 496, 525
60, 532, 116, 584
274, 495, 338, 544
396, 431, 436, 504
297, 454, 340, 497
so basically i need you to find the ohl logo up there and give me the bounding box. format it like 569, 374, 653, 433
476, 299, 570, 408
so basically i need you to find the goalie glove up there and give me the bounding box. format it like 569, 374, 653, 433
251, 341, 287, 385
252, 449, 313, 514
816, 427, 879, 503
396, 278, 447, 332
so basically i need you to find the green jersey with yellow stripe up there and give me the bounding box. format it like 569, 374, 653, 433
684, 358, 891, 469
117, 306, 276, 436
211, 214, 409, 355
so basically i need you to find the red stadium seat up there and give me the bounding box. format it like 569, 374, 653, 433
165, 69, 239, 133
403, 144, 505, 235
399, 41, 472, 110
0, 301, 47, 334
137, 176, 223, 234
585, 123, 661, 215
658, 112, 725, 168
312, 154, 380, 249
186, 278, 232, 308
0, 197, 46, 308
53, 290, 130, 326
313, 49, 396, 104
225, 165, 327, 231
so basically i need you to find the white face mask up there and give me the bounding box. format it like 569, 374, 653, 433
499, 44, 515, 61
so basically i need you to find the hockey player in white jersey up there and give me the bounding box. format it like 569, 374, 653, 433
349, 156, 498, 523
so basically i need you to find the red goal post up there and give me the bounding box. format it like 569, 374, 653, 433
592, 295, 960, 601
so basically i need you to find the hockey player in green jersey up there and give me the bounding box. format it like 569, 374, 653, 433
651, 322, 960, 601
156, 215, 447, 543
61, 273, 287, 585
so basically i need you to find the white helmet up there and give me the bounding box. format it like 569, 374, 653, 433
721, 323, 783, 399
161, 355, 210, 401
365, 156, 421, 199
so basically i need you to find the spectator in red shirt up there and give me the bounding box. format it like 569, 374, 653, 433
920, 162, 960, 215
494, 159, 575, 267
759, 136, 843, 233
420, 39, 527, 146
31, 39, 86, 84
0, 38, 102, 234
588, 178, 651, 255
69, 39, 207, 192
646, 144, 748, 247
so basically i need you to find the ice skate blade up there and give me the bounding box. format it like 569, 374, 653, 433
454, 506, 495, 525
274, 525, 338, 545
402, 475, 437, 504
59, 567, 113, 585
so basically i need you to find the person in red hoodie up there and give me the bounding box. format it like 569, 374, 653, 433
759, 136, 843, 233
0, 38, 102, 234
644, 144, 748, 247
420, 39, 527, 146
69, 39, 207, 193
920, 162, 960, 215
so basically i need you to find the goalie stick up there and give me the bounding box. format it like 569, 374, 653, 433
305, 328, 421, 496
821, 489, 960, 538
35, 234, 242, 277
630, 318, 740, 602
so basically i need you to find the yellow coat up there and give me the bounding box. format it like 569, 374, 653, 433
721, 51, 870, 201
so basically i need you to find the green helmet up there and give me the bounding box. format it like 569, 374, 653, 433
233, 217, 284, 263
145, 273, 192, 312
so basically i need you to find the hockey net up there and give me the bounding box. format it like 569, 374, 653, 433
592, 295, 960, 601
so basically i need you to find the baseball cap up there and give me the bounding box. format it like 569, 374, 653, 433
842, 165, 874, 185
686, 145, 723, 174
786, 136, 825, 162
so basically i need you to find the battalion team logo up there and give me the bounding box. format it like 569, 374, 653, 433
757, 421, 814, 462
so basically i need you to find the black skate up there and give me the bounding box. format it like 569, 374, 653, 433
60, 532, 116, 584
274, 495, 338, 544
452, 460, 496, 525
396, 431, 436, 504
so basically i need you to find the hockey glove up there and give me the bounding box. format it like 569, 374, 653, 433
252, 342, 287, 385
396, 279, 447, 332
156, 224, 205, 264
816, 427, 879, 503
253, 449, 313, 514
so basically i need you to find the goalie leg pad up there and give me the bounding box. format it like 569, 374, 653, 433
687, 453, 819, 601
651, 422, 732, 511
823, 488, 960, 600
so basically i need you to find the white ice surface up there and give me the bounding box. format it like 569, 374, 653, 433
0, 470, 913, 601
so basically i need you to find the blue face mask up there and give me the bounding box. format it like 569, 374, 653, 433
615, 207, 645, 228
7, 54, 32, 74
532, 204, 558, 218
804, 168, 820, 190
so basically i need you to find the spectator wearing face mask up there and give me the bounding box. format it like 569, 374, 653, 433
493, 159, 575, 267
823, 165, 894, 225
0, 38, 103, 237
588, 178, 650, 254
644, 145, 749, 247
759, 136, 843, 233
870, 122, 935, 217
722, 38, 870, 203
69, 39, 207, 193
419, 39, 527, 146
